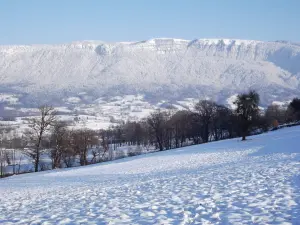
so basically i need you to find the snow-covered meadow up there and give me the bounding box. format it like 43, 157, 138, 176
1, 126, 300, 224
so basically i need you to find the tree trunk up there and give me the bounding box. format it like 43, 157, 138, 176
157, 137, 163, 151
203, 123, 209, 143
35, 150, 39, 172
0, 151, 3, 178
241, 121, 247, 141
84, 148, 87, 165
34, 130, 43, 172
242, 134, 246, 141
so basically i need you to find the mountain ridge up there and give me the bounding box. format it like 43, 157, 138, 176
2, 37, 297, 47
0, 38, 300, 108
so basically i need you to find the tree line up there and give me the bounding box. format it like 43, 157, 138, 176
107, 91, 300, 150
1, 91, 300, 177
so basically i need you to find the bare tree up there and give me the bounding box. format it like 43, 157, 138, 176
71, 129, 99, 166
0, 148, 11, 177
194, 100, 218, 143
49, 121, 69, 169
147, 110, 169, 151
265, 104, 287, 126
9, 135, 27, 174
25, 105, 56, 172
0, 149, 5, 178
99, 129, 110, 160
0, 127, 12, 177
210, 105, 234, 141
123, 122, 145, 146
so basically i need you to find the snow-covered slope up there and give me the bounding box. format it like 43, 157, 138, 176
1, 38, 300, 107
1, 126, 300, 224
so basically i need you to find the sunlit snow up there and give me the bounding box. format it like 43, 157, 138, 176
1, 126, 299, 224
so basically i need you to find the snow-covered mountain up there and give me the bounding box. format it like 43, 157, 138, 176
0, 38, 300, 109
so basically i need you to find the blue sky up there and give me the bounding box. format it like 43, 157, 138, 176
0, 0, 299, 44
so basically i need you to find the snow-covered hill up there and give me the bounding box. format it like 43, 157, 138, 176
1, 38, 300, 107
1, 126, 300, 224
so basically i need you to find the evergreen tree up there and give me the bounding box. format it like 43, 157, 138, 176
288, 98, 300, 121
234, 90, 260, 141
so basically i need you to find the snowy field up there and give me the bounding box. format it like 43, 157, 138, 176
1, 126, 300, 224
